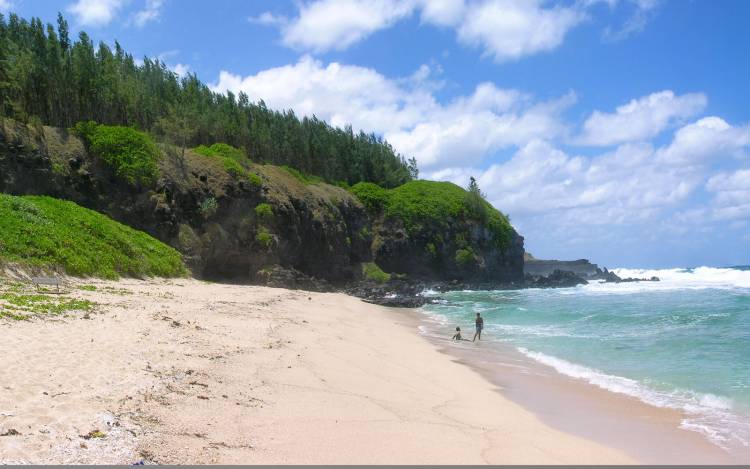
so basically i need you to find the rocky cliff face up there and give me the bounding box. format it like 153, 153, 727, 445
0, 118, 525, 287
0, 118, 369, 284
373, 217, 525, 284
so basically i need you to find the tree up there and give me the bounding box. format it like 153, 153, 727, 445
0, 12, 418, 187
464, 176, 488, 222
156, 100, 198, 158
407, 157, 419, 180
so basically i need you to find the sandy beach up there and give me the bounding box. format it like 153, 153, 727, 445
0, 278, 640, 464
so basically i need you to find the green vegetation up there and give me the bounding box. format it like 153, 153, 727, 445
350, 182, 390, 214
0, 291, 94, 320
255, 227, 273, 249
350, 180, 514, 249
194, 143, 261, 186
425, 242, 437, 257
362, 262, 391, 283
0, 194, 187, 278
455, 248, 476, 266
73, 122, 160, 185
0, 12, 415, 187
357, 226, 371, 241
78, 284, 97, 291
254, 203, 273, 221
281, 165, 324, 185
199, 197, 218, 218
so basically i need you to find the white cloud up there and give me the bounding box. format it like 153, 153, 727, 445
253, 0, 600, 61
208, 48, 747, 264
0, 0, 13, 14
456, 0, 585, 62
67, 0, 126, 26
656, 116, 750, 164
577, 90, 707, 146
248, 11, 287, 26
133, 0, 164, 27
704, 168, 750, 221
423, 114, 750, 258
417, 0, 465, 26
603, 0, 661, 41
210, 56, 570, 170
170, 63, 189, 78
271, 0, 416, 53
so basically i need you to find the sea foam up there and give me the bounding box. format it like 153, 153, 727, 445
517, 347, 749, 448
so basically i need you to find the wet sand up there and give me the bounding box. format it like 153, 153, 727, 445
416, 314, 746, 464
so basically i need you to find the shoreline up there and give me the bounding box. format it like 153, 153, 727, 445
413, 310, 745, 464
0, 278, 637, 464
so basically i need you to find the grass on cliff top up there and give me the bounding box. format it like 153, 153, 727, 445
194, 143, 262, 186
350, 180, 514, 248
0, 194, 187, 279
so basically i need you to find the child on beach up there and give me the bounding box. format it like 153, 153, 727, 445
452, 326, 463, 341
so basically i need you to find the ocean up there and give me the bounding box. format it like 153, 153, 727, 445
421, 266, 750, 453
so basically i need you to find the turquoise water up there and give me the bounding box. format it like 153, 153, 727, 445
422, 267, 750, 450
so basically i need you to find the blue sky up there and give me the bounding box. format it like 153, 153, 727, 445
3, 0, 749, 268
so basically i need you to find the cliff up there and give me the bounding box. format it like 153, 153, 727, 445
0, 118, 524, 287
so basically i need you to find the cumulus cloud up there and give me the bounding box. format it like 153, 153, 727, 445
67, 0, 126, 26
133, 0, 164, 27
210, 56, 571, 170
704, 169, 750, 221
577, 90, 707, 146
253, 0, 601, 61
261, 0, 416, 53
455, 0, 584, 62
209, 51, 747, 264
656, 116, 750, 164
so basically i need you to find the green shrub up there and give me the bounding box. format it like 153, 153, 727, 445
255, 227, 273, 249
254, 203, 273, 221
199, 197, 218, 218
350, 182, 390, 214
74, 122, 160, 186
357, 226, 371, 241
455, 248, 475, 267
350, 180, 513, 248
194, 143, 261, 186
0, 194, 186, 278
425, 242, 437, 257
362, 262, 391, 283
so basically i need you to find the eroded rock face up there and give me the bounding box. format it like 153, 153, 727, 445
0, 118, 526, 286
373, 217, 525, 284
0, 119, 371, 283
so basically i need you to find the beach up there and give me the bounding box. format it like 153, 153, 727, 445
0, 278, 637, 464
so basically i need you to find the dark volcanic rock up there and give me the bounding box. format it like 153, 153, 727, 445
0, 119, 370, 284
373, 216, 525, 285
0, 118, 527, 289
525, 269, 588, 288
524, 258, 601, 279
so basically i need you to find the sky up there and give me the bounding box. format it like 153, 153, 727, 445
3, 0, 749, 268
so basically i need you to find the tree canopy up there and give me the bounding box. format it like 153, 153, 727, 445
0, 12, 416, 187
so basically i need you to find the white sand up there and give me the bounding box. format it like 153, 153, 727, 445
0, 278, 634, 464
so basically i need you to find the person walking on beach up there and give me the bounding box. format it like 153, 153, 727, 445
473, 313, 484, 342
